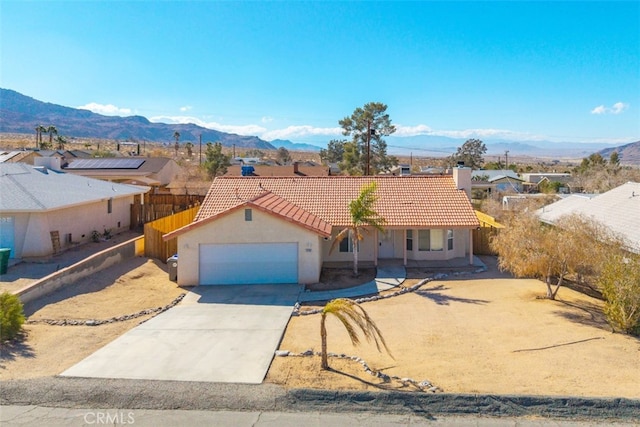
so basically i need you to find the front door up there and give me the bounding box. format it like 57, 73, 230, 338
378, 230, 395, 258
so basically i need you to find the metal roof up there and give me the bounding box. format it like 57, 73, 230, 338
0, 163, 148, 212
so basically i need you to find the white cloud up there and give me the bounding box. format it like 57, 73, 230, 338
394, 124, 433, 137
261, 116, 274, 123
149, 115, 267, 136
261, 125, 343, 141
77, 102, 132, 116
591, 102, 629, 115
611, 102, 629, 114
429, 128, 540, 140
179, 106, 192, 112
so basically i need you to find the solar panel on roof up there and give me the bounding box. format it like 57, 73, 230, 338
66, 158, 145, 169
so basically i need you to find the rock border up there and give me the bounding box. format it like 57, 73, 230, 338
293, 267, 487, 316
25, 294, 186, 326
275, 349, 442, 393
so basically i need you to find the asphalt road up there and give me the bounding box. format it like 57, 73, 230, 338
3, 405, 635, 426
1, 377, 638, 424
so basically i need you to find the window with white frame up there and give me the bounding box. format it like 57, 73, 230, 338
447, 229, 454, 250
418, 229, 444, 251
406, 230, 413, 251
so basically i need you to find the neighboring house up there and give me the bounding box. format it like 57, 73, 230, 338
388, 164, 412, 176
63, 157, 182, 190
472, 170, 524, 195
163, 169, 480, 287
536, 181, 640, 254
521, 172, 573, 193
224, 162, 330, 177
0, 163, 148, 259
0, 150, 41, 165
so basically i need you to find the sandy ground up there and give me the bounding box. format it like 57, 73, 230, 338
267, 259, 640, 398
0, 257, 185, 380
2, 255, 639, 399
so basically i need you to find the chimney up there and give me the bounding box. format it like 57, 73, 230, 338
452, 165, 472, 199
293, 161, 300, 174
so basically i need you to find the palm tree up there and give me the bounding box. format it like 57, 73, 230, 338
173, 131, 180, 157
330, 181, 385, 275
35, 125, 46, 149
320, 298, 393, 370
185, 142, 194, 157
47, 125, 58, 148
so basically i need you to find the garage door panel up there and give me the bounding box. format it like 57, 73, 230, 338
199, 243, 298, 285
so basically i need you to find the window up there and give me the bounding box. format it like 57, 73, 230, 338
339, 232, 359, 253
447, 229, 454, 250
244, 209, 252, 221
418, 230, 430, 251
107, 198, 112, 214
418, 229, 444, 251
431, 229, 444, 251
406, 230, 413, 251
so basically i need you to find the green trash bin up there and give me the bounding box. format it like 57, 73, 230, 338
0, 248, 10, 275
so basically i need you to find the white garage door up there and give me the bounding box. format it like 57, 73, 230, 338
199, 243, 298, 285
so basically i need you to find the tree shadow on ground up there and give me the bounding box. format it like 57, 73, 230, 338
415, 284, 490, 306
23, 257, 151, 316
552, 299, 610, 331
0, 332, 35, 370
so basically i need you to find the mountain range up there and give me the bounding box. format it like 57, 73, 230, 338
1, 88, 637, 163
0, 88, 277, 150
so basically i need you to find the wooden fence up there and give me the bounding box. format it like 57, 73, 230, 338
473, 210, 504, 256
131, 194, 204, 230
144, 206, 200, 262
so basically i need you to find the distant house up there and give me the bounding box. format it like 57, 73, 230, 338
0, 150, 41, 165
224, 162, 330, 177
521, 172, 573, 193
63, 157, 182, 190
0, 164, 148, 259
163, 169, 479, 287
536, 182, 640, 254
472, 170, 524, 195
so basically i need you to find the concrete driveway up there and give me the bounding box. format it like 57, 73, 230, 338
61, 284, 300, 384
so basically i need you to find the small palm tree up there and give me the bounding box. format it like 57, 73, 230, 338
47, 125, 58, 147
320, 298, 393, 370
35, 125, 46, 149
185, 142, 194, 157
173, 131, 180, 157
330, 181, 385, 275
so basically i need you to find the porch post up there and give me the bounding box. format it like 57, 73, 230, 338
403, 229, 407, 266
469, 228, 474, 265
374, 228, 378, 267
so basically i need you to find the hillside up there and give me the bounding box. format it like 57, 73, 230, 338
0, 88, 275, 149
598, 140, 640, 164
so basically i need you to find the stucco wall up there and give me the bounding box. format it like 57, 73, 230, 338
176, 208, 323, 286
13, 196, 134, 258
322, 227, 471, 263
16, 236, 142, 304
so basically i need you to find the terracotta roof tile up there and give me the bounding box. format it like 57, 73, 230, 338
195, 176, 479, 228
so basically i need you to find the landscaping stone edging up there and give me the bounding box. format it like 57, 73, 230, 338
294, 267, 487, 316
25, 294, 186, 326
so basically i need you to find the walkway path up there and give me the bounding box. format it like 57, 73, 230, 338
298, 264, 406, 303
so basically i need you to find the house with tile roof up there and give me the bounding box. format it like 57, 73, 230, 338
536, 181, 640, 254
163, 168, 479, 286
0, 163, 148, 259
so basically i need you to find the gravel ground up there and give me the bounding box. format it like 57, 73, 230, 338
2, 377, 639, 422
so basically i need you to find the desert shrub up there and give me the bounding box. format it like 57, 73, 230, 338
0, 291, 26, 341
599, 254, 640, 335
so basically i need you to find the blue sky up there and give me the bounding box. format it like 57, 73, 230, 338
2, 1, 639, 147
